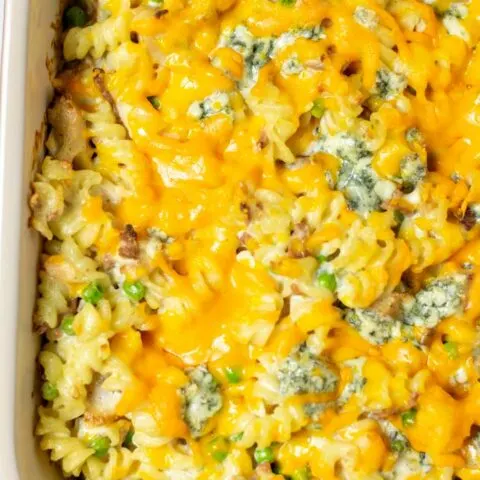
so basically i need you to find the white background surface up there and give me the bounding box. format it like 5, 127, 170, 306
0, 0, 4, 76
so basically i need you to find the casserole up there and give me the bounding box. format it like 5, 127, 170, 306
0, 0, 60, 477
5, 0, 480, 479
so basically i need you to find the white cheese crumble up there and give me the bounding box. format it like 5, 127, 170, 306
354, 6, 379, 30
442, 3, 470, 43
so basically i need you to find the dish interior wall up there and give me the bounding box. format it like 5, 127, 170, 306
14, 0, 62, 477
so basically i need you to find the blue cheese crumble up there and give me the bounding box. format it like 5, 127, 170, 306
379, 420, 433, 479
345, 308, 401, 345
277, 344, 339, 396
308, 132, 396, 213
217, 24, 325, 87
442, 3, 470, 43
374, 67, 408, 100
398, 153, 426, 193
303, 401, 335, 420
187, 92, 233, 120
379, 419, 410, 452
384, 449, 433, 479
217, 25, 275, 85
281, 54, 304, 76
336, 357, 367, 407
180, 366, 223, 438
403, 274, 467, 328
405, 127, 425, 146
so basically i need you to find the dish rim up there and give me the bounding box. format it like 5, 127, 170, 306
1, 0, 32, 475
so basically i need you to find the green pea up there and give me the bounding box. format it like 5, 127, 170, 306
230, 432, 244, 442
391, 439, 407, 453
212, 451, 228, 462
60, 314, 76, 336
311, 98, 326, 119
316, 254, 328, 264
292, 466, 311, 480
254, 446, 274, 464
443, 341, 459, 360
279, 0, 296, 6
81, 281, 104, 305
63, 6, 87, 28
317, 271, 337, 292
123, 429, 134, 448
224, 366, 242, 384
401, 408, 417, 428
208, 437, 229, 463
123, 281, 146, 302
42, 382, 59, 401
88, 436, 111, 458
147, 96, 161, 110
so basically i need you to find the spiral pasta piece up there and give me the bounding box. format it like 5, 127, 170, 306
64, 13, 132, 61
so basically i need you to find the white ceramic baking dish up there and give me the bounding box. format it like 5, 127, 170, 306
0, 0, 62, 477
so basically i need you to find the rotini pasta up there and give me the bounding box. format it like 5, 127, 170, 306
63, 13, 132, 61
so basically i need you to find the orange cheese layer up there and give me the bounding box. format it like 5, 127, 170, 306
61, 0, 480, 477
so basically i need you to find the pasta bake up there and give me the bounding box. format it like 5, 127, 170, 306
29, 0, 480, 478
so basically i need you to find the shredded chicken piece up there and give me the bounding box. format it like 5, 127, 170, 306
371, 292, 410, 319
251, 463, 273, 479
83, 411, 119, 427
119, 224, 140, 259
47, 95, 86, 162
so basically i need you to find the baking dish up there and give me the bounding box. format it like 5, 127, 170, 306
0, 0, 61, 476
4, 0, 480, 477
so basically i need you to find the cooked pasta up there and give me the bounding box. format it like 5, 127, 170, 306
30, 0, 480, 478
